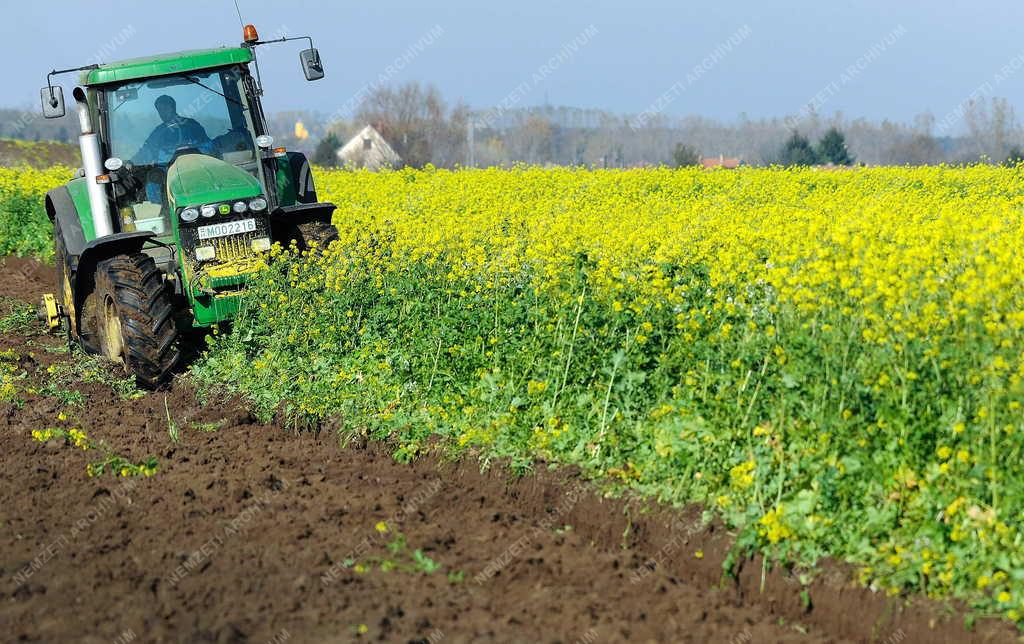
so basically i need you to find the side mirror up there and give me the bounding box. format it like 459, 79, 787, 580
40, 86, 66, 119
300, 48, 324, 81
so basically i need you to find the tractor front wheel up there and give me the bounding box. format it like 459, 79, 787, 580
92, 253, 180, 388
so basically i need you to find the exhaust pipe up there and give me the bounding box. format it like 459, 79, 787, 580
72, 87, 113, 238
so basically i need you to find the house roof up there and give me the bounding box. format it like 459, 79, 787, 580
700, 155, 741, 169
337, 125, 402, 169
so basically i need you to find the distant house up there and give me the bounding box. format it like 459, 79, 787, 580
337, 125, 402, 170
700, 154, 742, 169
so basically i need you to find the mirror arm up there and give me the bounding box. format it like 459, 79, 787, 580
251, 35, 316, 50
45, 64, 100, 105
249, 35, 322, 66
246, 35, 323, 82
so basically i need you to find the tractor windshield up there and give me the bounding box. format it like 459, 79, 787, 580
105, 67, 257, 169
103, 67, 260, 230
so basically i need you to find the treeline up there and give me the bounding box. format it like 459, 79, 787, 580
0, 108, 78, 144
5, 83, 1024, 168
287, 84, 1024, 168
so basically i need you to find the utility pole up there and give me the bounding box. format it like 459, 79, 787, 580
467, 119, 476, 168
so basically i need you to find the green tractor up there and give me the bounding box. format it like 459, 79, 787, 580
38, 24, 337, 387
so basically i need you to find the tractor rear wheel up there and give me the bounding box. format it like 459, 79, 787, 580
54, 227, 100, 353
92, 253, 179, 388
297, 220, 338, 251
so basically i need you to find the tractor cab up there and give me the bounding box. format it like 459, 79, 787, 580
37, 26, 337, 387
102, 63, 265, 234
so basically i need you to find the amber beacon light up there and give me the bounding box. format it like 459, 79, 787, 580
243, 24, 260, 44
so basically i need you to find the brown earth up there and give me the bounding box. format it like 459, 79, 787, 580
0, 257, 1018, 644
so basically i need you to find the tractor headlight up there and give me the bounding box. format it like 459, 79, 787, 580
195, 246, 216, 261
249, 197, 268, 212
201, 205, 217, 218
180, 208, 199, 222
251, 237, 272, 252
233, 201, 248, 214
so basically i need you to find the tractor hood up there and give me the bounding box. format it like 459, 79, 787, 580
166, 154, 263, 209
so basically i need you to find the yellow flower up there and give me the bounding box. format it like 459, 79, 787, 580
729, 459, 756, 490
946, 496, 966, 517
68, 429, 89, 450
526, 380, 548, 396
374, 521, 389, 534
758, 504, 793, 544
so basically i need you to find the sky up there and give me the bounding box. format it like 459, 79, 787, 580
2, 0, 1023, 130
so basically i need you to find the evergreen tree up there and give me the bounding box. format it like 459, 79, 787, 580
672, 142, 700, 167
313, 132, 342, 167
817, 127, 854, 165
778, 132, 819, 166
1005, 146, 1024, 167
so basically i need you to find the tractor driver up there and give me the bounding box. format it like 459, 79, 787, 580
132, 95, 211, 166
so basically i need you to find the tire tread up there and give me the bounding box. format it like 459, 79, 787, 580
95, 253, 179, 388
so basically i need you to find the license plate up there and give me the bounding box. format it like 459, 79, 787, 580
197, 218, 257, 240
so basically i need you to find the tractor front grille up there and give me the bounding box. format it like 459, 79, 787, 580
179, 214, 271, 267
210, 234, 258, 262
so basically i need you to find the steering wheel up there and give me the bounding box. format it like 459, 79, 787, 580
170, 146, 203, 164
212, 128, 256, 160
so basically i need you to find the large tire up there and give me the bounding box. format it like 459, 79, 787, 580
297, 220, 338, 251
91, 253, 179, 388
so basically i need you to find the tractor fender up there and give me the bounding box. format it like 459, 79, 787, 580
73, 231, 157, 332
45, 186, 88, 259
286, 152, 318, 204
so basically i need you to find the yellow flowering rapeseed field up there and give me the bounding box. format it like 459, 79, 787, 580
6, 163, 1024, 620
0, 165, 67, 258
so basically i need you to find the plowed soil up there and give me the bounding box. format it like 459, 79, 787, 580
0, 257, 1017, 644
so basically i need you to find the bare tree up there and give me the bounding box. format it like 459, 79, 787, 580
355, 82, 468, 168
963, 97, 1020, 162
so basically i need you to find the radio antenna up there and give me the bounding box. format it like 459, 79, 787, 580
232, 0, 245, 27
